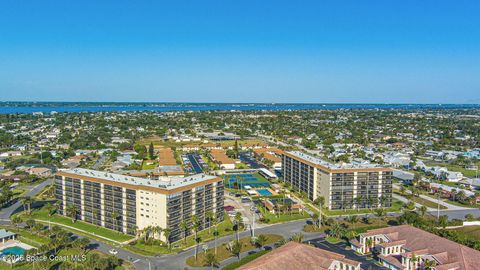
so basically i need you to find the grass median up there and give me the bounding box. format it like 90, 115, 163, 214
15, 208, 133, 243
186, 234, 283, 268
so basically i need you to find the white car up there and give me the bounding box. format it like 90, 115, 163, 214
109, 249, 118, 255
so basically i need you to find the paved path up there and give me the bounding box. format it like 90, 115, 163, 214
392, 194, 432, 210
92, 154, 107, 170
392, 183, 471, 211
0, 178, 53, 223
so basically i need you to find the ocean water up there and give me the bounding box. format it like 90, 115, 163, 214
0, 103, 478, 114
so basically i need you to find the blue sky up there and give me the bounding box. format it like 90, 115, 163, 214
0, 1, 479, 103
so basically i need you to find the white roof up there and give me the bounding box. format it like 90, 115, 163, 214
65, 168, 217, 190
287, 151, 383, 169
259, 168, 277, 178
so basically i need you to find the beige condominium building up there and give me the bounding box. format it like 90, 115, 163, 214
55, 168, 224, 242
282, 151, 392, 210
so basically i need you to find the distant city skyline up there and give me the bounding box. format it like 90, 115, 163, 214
1, 1, 479, 103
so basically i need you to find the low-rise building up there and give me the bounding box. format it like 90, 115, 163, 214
238, 241, 361, 270
351, 225, 480, 270
209, 149, 235, 170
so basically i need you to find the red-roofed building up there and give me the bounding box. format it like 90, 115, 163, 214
350, 225, 480, 270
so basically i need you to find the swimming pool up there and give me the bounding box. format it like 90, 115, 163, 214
0, 246, 26, 256
256, 189, 272, 196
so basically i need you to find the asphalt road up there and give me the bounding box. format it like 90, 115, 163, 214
92, 154, 107, 170
0, 178, 53, 223
3, 178, 480, 269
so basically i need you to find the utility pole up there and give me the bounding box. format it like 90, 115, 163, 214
437, 193, 440, 221
251, 208, 255, 238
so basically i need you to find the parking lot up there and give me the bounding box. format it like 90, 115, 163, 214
308, 237, 387, 270
225, 193, 264, 230
182, 153, 207, 174
239, 152, 267, 169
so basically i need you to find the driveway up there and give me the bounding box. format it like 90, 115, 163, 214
0, 178, 53, 223
309, 237, 387, 270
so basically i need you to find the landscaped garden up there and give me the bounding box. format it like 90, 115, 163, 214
13, 207, 133, 243
185, 234, 283, 268
0, 223, 132, 270
322, 199, 404, 216
126, 217, 235, 256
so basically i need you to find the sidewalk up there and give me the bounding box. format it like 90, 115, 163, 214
34, 219, 125, 245
393, 183, 469, 210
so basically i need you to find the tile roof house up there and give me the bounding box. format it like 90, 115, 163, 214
350, 225, 480, 270
238, 241, 361, 270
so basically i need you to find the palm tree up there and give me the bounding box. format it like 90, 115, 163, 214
203, 253, 219, 269
312, 213, 319, 228
180, 220, 189, 244
424, 259, 436, 270
131, 225, 140, 239
410, 253, 418, 269
234, 212, 243, 241
255, 234, 268, 250
66, 204, 79, 223
163, 228, 171, 249
418, 205, 427, 217
206, 211, 215, 234
192, 215, 201, 260
314, 196, 325, 226
354, 197, 362, 212
226, 241, 242, 260
213, 227, 219, 256
111, 211, 120, 232
21, 196, 34, 214
365, 238, 373, 253
11, 216, 22, 227
44, 202, 55, 216
291, 232, 304, 243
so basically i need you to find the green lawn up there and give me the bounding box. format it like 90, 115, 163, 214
17, 208, 133, 242
393, 191, 448, 209
222, 250, 270, 270
12, 187, 29, 198
186, 234, 283, 268
325, 236, 343, 244
323, 199, 404, 216
256, 203, 310, 224
448, 226, 480, 241
33, 184, 55, 201
426, 161, 480, 178
423, 193, 478, 208
0, 226, 131, 270
128, 218, 235, 255
141, 161, 158, 170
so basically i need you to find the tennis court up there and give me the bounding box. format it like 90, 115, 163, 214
224, 173, 270, 188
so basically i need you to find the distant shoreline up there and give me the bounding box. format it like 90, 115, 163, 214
0, 102, 479, 114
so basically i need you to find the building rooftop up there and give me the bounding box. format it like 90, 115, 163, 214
0, 229, 15, 239
238, 241, 360, 270
286, 151, 385, 170
61, 168, 217, 190
361, 225, 480, 270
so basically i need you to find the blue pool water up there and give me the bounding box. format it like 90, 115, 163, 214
1, 246, 26, 256
256, 189, 272, 196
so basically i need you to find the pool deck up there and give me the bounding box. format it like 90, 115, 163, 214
254, 188, 278, 196
0, 240, 34, 252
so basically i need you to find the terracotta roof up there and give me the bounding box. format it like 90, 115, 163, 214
238, 241, 360, 270
362, 225, 480, 270
210, 149, 235, 164
158, 148, 177, 166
